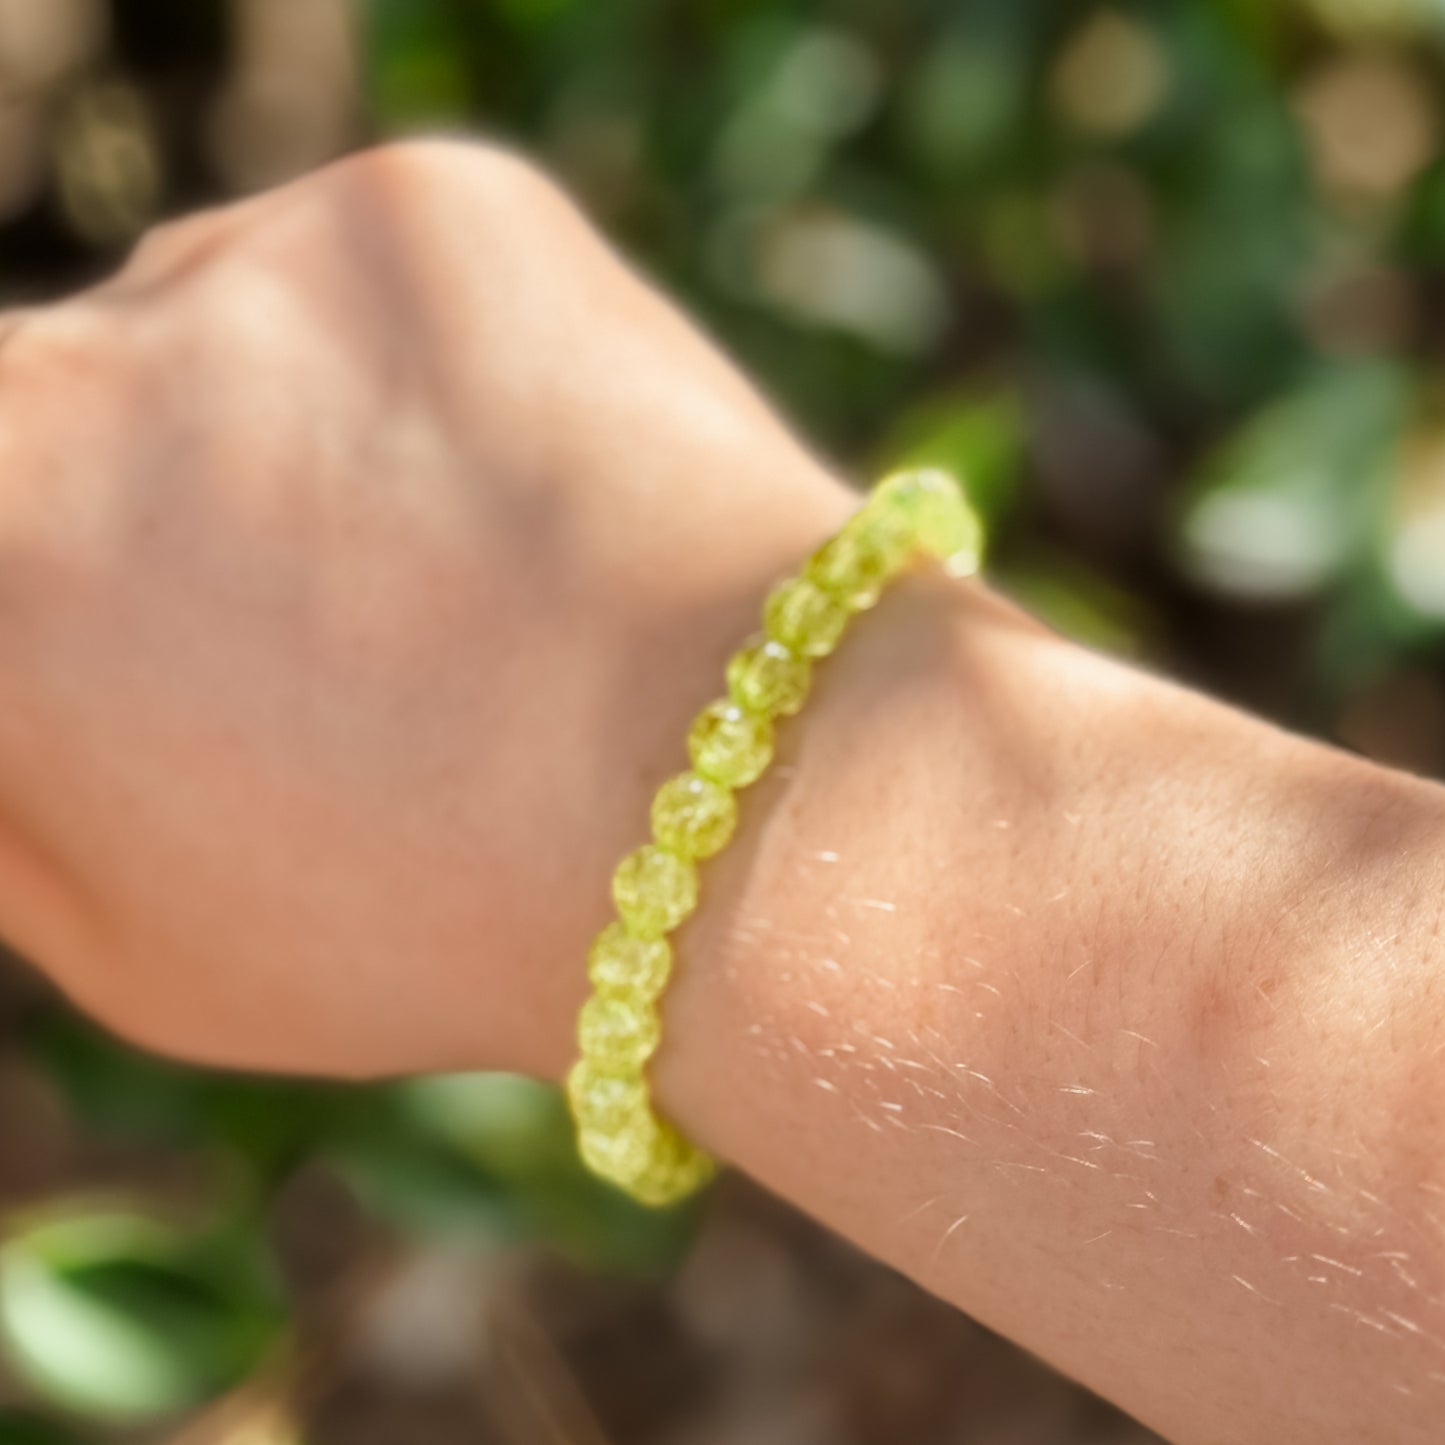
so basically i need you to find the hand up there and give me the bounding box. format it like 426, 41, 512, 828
0, 139, 852, 1078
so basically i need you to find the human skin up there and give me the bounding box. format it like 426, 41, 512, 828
0, 140, 1439, 1442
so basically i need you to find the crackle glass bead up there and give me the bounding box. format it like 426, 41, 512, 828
632, 1121, 717, 1207
612, 844, 698, 937
567, 1059, 649, 1133
578, 1110, 660, 1190
651, 771, 738, 860
688, 700, 774, 788
727, 636, 811, 718
852, 497, 916, 561
805, 522, 902, 610
588, 921, 671, 999
764, 576, 850, 658
577, 989, 661, 1071
873, 468, 982, 574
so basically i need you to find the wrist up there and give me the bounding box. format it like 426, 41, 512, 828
650, 570, 1044, 1165
503, 460, 857, 1082
557, 467, 988, 1201
648, 573, 1445, 1440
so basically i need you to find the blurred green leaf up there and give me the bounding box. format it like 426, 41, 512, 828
330, 1074, 700, 1278
1207, 0, 1286, 58
998, 553, 1150, 657
1399, 155, 1445, 262
0, 1210, 285, 1424
712, 26, 880, 202
406, 1073, 702, 1275
897, 5, 1040, 183
1176, 361, 1410, 600
1317, 407, 1445, 694
362, 0, 476, 129
398, 1072, 574, 1177
1143, 13, 1315, 401
1317, 561, 1445, 702
326, 1078, 522, 1241
27, 1013, 338, 1181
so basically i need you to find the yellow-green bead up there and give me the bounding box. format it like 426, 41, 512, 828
764, 576, 850, 658
567, 1059, 649, 1133
727, 636, 811, 718
577, 989, 661, 1071
611, 844, 699, 937
872, 468, 982, 574
631, 1122, 716, 1207
805, 524, 899, 610
853, 497, 916, 561
688, 700, 774, 788
651, 771, 738, 860
587, 921, 671, 998
579, 1111, 659, 1190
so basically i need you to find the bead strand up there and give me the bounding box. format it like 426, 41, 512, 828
567, 468, 983, 1206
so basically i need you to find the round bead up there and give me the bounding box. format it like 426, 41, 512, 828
853, 497, 917, 561
578, 1111, 660, 1191
577, 990, 661, 1071
688, 700, 774, 788
611, 844, 699, 937
727, 637, 811, 718
578, 1102, 715, 1205
566, 1059, 649, 1134
805, 526, 897, 610
651, 771, 738, 860
631, 1121, 716, 1207
872, 468, 982, 574
763, 576, 850, 658
587, 921, 671, 999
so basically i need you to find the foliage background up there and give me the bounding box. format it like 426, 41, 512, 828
0, 0, 1443, 1440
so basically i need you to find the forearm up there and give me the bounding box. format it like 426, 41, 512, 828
655, 568, 1445, 1444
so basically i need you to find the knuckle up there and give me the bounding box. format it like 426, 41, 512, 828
114, 138, 578, 294
359, 135, 556, 194
109, 139, 581, 313
326, 137, 575, 232
121, 206, 243, 285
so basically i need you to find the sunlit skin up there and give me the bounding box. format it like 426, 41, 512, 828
0, 140, 1441, 1443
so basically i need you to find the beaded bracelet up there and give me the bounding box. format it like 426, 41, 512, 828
566, 468, 984, 1206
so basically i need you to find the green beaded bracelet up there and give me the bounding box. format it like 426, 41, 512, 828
567, 468, 984, 1206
